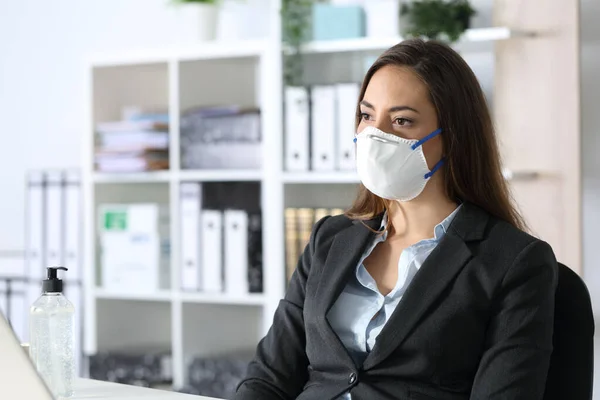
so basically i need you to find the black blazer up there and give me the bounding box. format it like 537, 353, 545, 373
234, 202, 558, 400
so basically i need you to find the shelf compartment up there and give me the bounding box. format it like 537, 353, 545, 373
182, 303, 263, 361
95, 298, 172, 352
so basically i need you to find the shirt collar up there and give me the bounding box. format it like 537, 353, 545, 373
379, 203, 462, 243
434, 204, 462, 240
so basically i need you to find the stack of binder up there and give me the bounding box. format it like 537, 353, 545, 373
180, 182, 263, 294
284, 207, 345, 282
284, 83, 360, 172
24, 170, 84, 373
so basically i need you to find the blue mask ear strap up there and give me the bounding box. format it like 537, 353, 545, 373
424, 158, 444, 179
411, 128, 442, 150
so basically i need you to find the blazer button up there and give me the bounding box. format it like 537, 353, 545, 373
348, 372, 357, 385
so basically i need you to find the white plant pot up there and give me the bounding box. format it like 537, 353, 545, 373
197, 3, 218, 42
217, 0, 269, 41
364, 0, 403, 38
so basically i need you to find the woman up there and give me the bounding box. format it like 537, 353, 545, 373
235, 39, 558, 400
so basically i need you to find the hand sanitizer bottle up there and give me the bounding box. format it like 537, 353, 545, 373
29, 267, 75, 398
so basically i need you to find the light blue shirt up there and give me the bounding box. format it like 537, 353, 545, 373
326, 205, 462, 399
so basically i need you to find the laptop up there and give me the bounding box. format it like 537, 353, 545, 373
0, 310, 55, 399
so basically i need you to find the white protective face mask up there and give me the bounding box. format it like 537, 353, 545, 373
354, 126, 444, 201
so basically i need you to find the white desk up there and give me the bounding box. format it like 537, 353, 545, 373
72, 379, 221, 400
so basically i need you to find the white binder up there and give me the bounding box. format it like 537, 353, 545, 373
25, 171, 46, 342
285, 86, 310, 171
64, 171, 82, 281
200, 210, 223, 293
180, 183, 202, 291
336, 83, 360, 170
311, 85, 337, 171
26, 171, 45, 282
224, 210, 249, 295
45, 171, 64, 269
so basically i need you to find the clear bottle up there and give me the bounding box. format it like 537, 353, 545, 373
29, 267, 75, 398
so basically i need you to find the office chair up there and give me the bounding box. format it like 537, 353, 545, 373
543, 262, 595, 400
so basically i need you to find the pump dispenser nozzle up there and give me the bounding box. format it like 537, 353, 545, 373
43, 266, 68, 293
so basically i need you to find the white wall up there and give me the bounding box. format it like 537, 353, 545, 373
581, 0, 600, 313
0, 0, 491, 255
0, 0, 208, 252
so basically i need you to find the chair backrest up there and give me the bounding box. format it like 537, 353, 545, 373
543, 263, 595, 400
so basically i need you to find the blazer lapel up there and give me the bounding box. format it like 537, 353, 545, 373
362, 203, 489, 370
314, 214, 383, 367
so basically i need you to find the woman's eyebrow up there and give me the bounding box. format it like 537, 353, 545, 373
360, 100, 419, 114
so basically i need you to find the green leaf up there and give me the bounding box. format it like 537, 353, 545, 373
401, 0, 476, 43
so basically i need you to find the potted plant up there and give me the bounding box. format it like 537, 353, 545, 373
281, 0, 315, 87
172, 0, 220, 41
400, 0, 476, 43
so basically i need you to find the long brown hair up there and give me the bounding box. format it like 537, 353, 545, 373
346, 39, 526, 231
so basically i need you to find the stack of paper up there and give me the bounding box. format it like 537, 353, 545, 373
180, 106, 261, 170
95, 113, 169, 173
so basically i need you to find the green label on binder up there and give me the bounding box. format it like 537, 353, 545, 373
104, 211, 127, 231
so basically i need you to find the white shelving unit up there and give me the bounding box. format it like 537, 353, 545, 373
82, 1, 535, 388
83, 36, 279, 388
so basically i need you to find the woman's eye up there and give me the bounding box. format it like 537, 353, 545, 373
360, 113, 372, 121
394, 117, 411, 126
